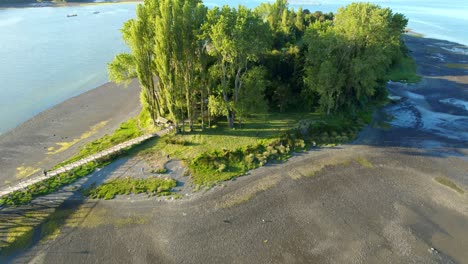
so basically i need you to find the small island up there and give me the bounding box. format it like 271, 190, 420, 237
1, 0, 467, 263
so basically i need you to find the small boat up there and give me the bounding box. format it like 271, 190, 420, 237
67, 14, 77, 18
93, 11, 100, 14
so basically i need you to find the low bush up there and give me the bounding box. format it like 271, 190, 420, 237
189, 131, 306, 186
307, 109, 372, 145
152, 167, 168, 174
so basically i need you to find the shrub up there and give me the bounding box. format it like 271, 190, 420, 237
217, 163, 227, 172
189, 130, 309, 186
153, 168, 168, 174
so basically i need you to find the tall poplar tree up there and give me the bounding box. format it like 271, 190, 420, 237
108, 1, 161, 123
203, 5, 271, 128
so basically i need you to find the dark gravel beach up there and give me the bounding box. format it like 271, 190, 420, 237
1, 36, 467, 263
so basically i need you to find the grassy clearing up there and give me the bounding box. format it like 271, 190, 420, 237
140, 113, 317, 186
139, 110, 372, 187
146, 112, 319, 161
84, 177, 176, 200
435, 177, 465, 194
386, 56, 421, 83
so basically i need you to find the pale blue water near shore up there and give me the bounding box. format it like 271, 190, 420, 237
0, 3, 137, 134
0, 0, 467, 134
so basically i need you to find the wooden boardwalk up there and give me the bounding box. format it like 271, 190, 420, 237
0, 126, 174, 198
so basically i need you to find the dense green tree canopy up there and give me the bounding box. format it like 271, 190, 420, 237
303, 2, 407, 114
109, 0, 409, 129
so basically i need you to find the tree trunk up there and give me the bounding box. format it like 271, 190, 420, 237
221, 61, 234, 129
227, 109, 234, 128
185, 87, 193, 132
200, 88, 205, 131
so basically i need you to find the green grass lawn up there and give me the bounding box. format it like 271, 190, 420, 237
134, 111, 370, 187
139, 112, 319, 162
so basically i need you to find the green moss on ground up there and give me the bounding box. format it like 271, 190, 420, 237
355, 157, 373, 168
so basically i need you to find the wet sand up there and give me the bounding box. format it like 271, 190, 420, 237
1, 36, 467, 263
0, 80, 141, 189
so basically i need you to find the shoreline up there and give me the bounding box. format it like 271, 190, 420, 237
0, 33, 467, 262
0, 34, 465, 187
0, 0, 141, 9
0, 80, 141, 187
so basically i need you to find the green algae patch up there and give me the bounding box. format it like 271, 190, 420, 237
355, 157, 373, 168
115, 216, 149, 227
444, 63, 468, 69
435, 177, 464, 194
48, 120, 109, 155
217, 175, 280, 209
15, 166, 40, 179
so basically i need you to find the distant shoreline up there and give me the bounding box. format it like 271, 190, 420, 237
0, 0, 141, 9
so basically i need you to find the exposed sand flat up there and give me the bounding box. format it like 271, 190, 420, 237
0, 80, 141, 188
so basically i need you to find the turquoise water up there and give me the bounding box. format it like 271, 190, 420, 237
0, 3, 137, 134
0, 1, 467, 134
207, 0, 468, 46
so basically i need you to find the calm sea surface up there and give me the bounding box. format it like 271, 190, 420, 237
0, 0, 467, 134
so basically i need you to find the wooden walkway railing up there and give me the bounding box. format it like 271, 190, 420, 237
0, 126, 174, 198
